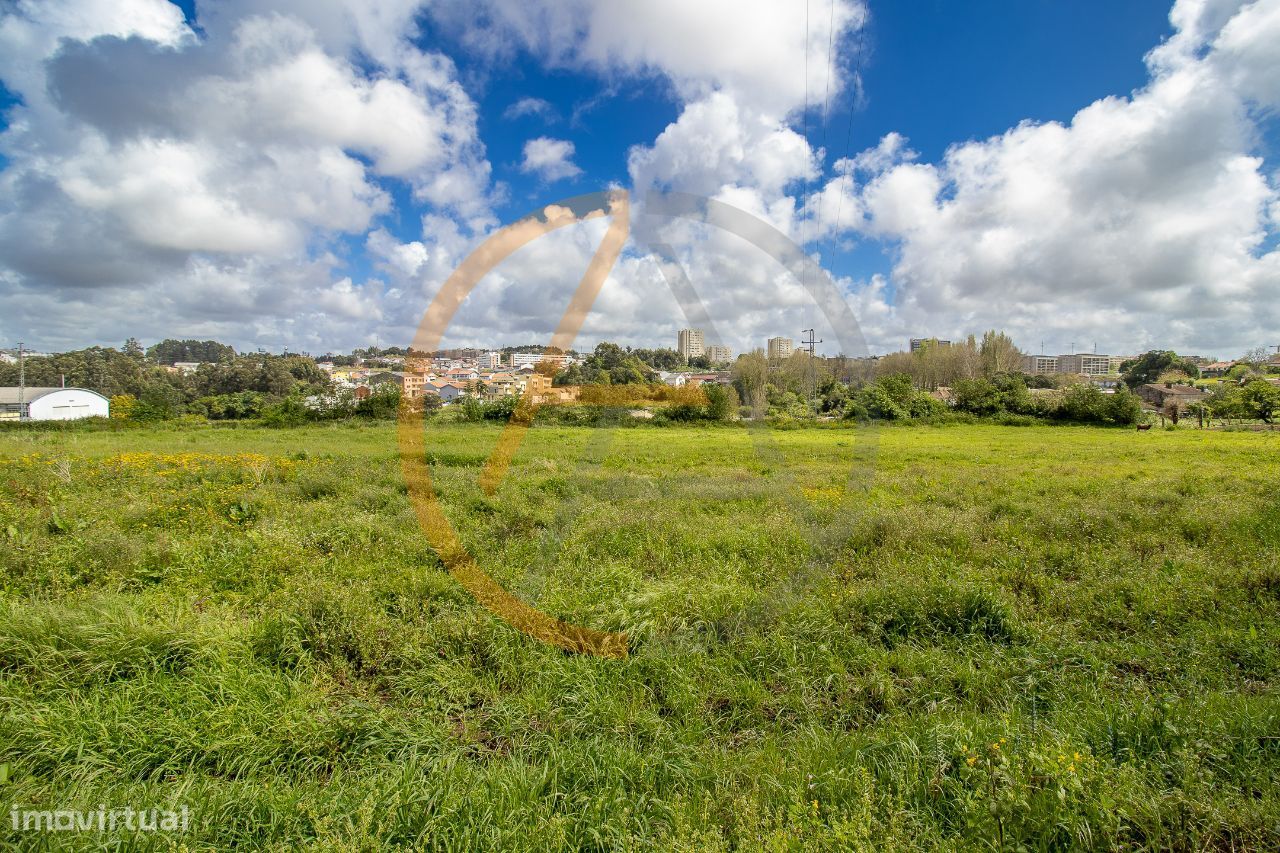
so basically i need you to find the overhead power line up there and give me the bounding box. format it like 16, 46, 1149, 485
828, 8, 869, 244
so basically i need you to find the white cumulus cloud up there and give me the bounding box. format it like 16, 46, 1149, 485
521, 137, 583, 182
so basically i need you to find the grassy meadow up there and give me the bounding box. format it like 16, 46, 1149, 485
0, 420, 1278, 850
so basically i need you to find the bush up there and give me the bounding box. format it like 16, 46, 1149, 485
1054, 385, 1142, 425
193, 391, 267, 420
704, 383, 739, 421
481, 395, 518, 421
355, 385, 401, 420
953, 378, 1003, 416
261, 395, 308, 427
661, 403, 705, 422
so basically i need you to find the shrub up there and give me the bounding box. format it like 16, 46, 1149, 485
953, 378, 1003, 416
109, 394, 136, 420
261, 395, 308, 428
457, 395, 484, 423
355, 384, 401, 419
704, 383, 739, 421
194, 391, 267, 420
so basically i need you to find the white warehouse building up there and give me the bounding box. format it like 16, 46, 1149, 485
0, 387, 111, 421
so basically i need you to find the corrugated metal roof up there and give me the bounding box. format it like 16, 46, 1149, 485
0, 387, 109, 405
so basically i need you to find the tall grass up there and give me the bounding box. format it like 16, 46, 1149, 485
0, 421, 1277, 849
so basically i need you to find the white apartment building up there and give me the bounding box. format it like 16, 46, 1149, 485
1021, 354, 1059, 375
705, 344, 732, 363
1057, 353, 1115, 376
677, 328, 705, 360
510, 352, 569, 369
767, 336, 793, 360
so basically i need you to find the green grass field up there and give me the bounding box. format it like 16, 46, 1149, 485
1, 421, 1277, 850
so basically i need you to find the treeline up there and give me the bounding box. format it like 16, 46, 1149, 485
145, 338, 235, 364
728, 368, 1142, 426
548, 337, 1146, 426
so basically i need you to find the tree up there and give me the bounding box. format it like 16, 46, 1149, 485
1120, 351, 1200, 389
992, 374, 1037, 414
1105, 390, 1143, 425
703, 383, 739, 421
1240, 379, 1280, 423
979, 330, 1022, 377
1155, 369, 1193, 385
629, 347, 682, 371
847, 373, 928, 421
261, 395, 308, 427
1241, 346, 1272, 367
147, 339, 235, 364
1060, 385, 1109, 423
591, 342, 626, 371
731, 350, 769, 417
355, 384, 401, 419
952, 378, 1003, 416
123, 338, 145, 358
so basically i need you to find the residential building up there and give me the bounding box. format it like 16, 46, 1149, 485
677, 328, 705, 360
510, 352, 569, 369
1201, 361, 1237, 378
1021, 354, 1059, 375
705, 344, 732, 363
523, 373, 579, 404
767, 336, 793, 360
910, 338, 951, 353
1057, 353, 1115, 376
479, 351, 503, 369
1137, 383, 1209, 410
444, 368, 479, 383
486, 372, 518, 397
426, 381, 465, 403
402, 374, 428, 399
0, 387, 110, 421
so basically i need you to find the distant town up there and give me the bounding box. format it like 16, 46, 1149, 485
1, 329, 1277, 425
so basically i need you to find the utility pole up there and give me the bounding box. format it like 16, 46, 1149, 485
16, 342, 25, 421
801, 328, 822, 418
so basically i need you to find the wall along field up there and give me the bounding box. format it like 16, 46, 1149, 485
0, 421, 1277, 849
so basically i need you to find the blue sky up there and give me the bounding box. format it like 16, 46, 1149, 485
398, 0, 1181, 289
0, 0, 1277, 357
